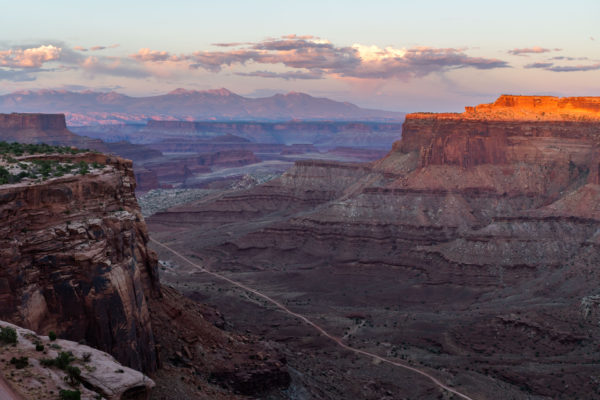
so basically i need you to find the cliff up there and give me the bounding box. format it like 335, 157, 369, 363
0, 151, 160, 372
0, 113, 107, 151
148, 95, 600, 399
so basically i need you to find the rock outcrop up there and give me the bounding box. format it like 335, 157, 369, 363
0, 151, 160, 372
148, 95, 600, 399
0, 113, 107, 151
0, 320, 155, 400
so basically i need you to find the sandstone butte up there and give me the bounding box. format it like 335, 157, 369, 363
147, 95, 600, 399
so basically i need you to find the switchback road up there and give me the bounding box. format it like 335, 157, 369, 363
150, 237, 476, 400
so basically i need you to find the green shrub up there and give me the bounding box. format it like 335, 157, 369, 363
65, 365, 81, 384
59, 389, 81, 400
49, 331, 57, 341
55, 351, 75, 369
40, 351, 75, 370
0, 326, 17, 344
36, 343, 45, 352
10, 356, 28, 369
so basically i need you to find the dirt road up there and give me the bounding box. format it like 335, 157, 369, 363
150, 237, 476, 400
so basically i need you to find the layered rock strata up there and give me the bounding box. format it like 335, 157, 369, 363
0, 152, 160, 372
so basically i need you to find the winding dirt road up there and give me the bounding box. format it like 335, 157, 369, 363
150, 237, 476, 400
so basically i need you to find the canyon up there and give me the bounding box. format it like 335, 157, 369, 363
147, 95, 600, 399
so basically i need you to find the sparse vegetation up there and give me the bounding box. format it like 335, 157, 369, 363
49, 331, 57, 341
10, 356, 29, 369
0, 142, 105, 185
59, 389, 81, 400
65, 365, 81, 384
0, 326, 17, 344
0, 142, 88, 156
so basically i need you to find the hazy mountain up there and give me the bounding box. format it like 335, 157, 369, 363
0, 88, 405, 125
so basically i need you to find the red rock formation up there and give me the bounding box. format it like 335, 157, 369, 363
0, 113, 107, 151
0, 152, 160, 372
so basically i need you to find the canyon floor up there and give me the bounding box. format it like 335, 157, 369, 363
144, 187, 566, 400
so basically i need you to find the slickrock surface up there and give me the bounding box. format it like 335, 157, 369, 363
0, 151, 160, 372
0, 320, 155, 400
148, 96, 600, 399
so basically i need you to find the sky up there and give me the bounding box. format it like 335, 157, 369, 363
1, 0, 599, 111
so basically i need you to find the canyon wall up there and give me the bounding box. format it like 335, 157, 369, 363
0, 152, 160, 372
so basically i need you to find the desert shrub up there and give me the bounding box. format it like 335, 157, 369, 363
49, 331, 57, 341
41, 351, 75, 370
0, 326, 17, 344
0, 166, 10, 185
65, 365, 81, 384
55, 351, 75, 369
59, 389, 81, 400
36, 343, 45, 351
10, 356, 28, 369
77, 161, 89, 175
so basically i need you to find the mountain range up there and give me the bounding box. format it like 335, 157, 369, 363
0, 88, 405, 125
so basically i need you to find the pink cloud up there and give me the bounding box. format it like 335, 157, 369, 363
130, 48, 185, 62
135, 35, 509, 79
0, 45, 62, 68
508, 46, 561, 56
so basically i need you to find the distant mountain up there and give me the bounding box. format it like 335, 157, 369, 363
0, 88, 405, 126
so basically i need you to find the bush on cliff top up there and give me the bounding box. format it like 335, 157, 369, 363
59, 389, 81, 400
0, 326, 17, 344
0, 141, 88, 156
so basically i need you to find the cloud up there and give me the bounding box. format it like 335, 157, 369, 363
134, 35, 510, 80
547, 63, 600, 72
0, 45, 61, 68
80, 56, 151, 78
524, 61, 600, 72
130, 48, 185, 62
212, 42, 249, 47
75, 44, 119, 52
550, 56, 589, 61
508, 46, 561, 56
235, 70, 324, 80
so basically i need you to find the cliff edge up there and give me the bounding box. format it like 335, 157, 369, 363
0, 146, 160, 372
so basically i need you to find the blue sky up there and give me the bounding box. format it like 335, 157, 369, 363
1, 0, 599, 111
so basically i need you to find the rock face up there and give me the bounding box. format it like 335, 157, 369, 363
0, 113, 107, 151
0, 320, 155, 400
148, 95, 600, 399
0, 152, 160, 372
